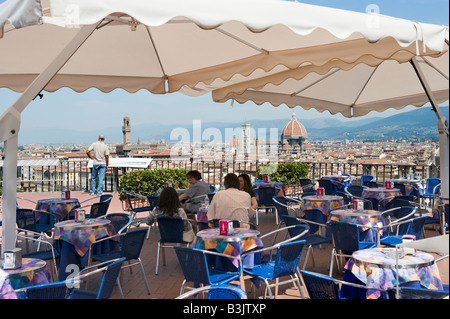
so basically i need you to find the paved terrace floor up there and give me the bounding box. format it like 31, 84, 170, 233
1, 191, 448, 300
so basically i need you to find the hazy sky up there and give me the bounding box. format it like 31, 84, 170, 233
0, 0, 449, 136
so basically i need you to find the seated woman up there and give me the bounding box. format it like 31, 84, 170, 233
239, 173, 258, 210
145, 187, 195, 241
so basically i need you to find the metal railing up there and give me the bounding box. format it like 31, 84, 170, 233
0, 158, 440, 193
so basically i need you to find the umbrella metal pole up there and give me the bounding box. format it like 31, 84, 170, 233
410, 58, 449, 196
0, 23, 99, 252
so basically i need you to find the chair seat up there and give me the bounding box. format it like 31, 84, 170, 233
379, 236, 403, 247
243, 262, 276, 281
209, 268, 241, 285
359, 242, 377, 250
69, 290, 97, 299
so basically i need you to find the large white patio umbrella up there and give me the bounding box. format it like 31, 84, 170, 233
0, 0, 448, 252
212, 41, 449, 194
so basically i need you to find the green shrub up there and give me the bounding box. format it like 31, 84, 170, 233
118, 168, 188, 200
256, 162, 309, 185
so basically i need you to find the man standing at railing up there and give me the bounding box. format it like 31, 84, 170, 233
86, 134, 109, 196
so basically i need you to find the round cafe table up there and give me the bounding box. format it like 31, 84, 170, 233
342, 248, 442, 299
329, 209, 385, 242
53, 219, 118, 281
0, 258, 51, 299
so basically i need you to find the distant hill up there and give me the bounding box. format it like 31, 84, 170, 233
17, 106, 448, 144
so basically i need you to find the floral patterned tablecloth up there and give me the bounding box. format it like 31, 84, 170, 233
36, 198, 80, 221
300, 195, 345, 217
329, 209, 384, 242
344, 248, 443, 299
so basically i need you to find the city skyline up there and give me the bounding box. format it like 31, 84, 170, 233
0, 0, 448, 145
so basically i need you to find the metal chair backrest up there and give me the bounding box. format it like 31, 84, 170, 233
300, 270, 341, 299
360, 175, 375, 185
99, 194, 113, 203
25, 281, 70, 299
146, 196, 158, 210
272, 196, 293, 222
424, 178, 441, 195
318, 179, 335, 195
303, 209, 327, 234
95, 257, 126, 299
272, 240, 306, 278
119, 228, 148, 261
258, 186, 278, 205
157, 216, 185, 243
336, 191, 352, 205
283, 216, 310, 239
174, 246, 212, 286
345, 185, 364, 198
401, 216, 428, 239
16, 208, 35, 229
90, 201, 110, 218
330, 221, 361, 253
105, 213, 132, 233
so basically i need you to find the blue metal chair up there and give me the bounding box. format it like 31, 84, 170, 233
300, 270, 389, 299
174, 246, 242, 296
242, 240, 307, 299
176, 284, 247, 299
420, 178, 441, 207
83, 201, 111, 219
155, 216, 192, 275
272, 196, 301, 226
360, 174, 375, 186
99, 213, 132, 234
69, 258, 126, 299
284, 214, 331, 270
123, 190, 154, 219
379, 215, 428, 247
16, 229, 60, 280
329, 221, 377, 276
255, 186, 279, 225
89, 228, 151, 297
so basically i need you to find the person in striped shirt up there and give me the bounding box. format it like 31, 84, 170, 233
207, 173, 254, 227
